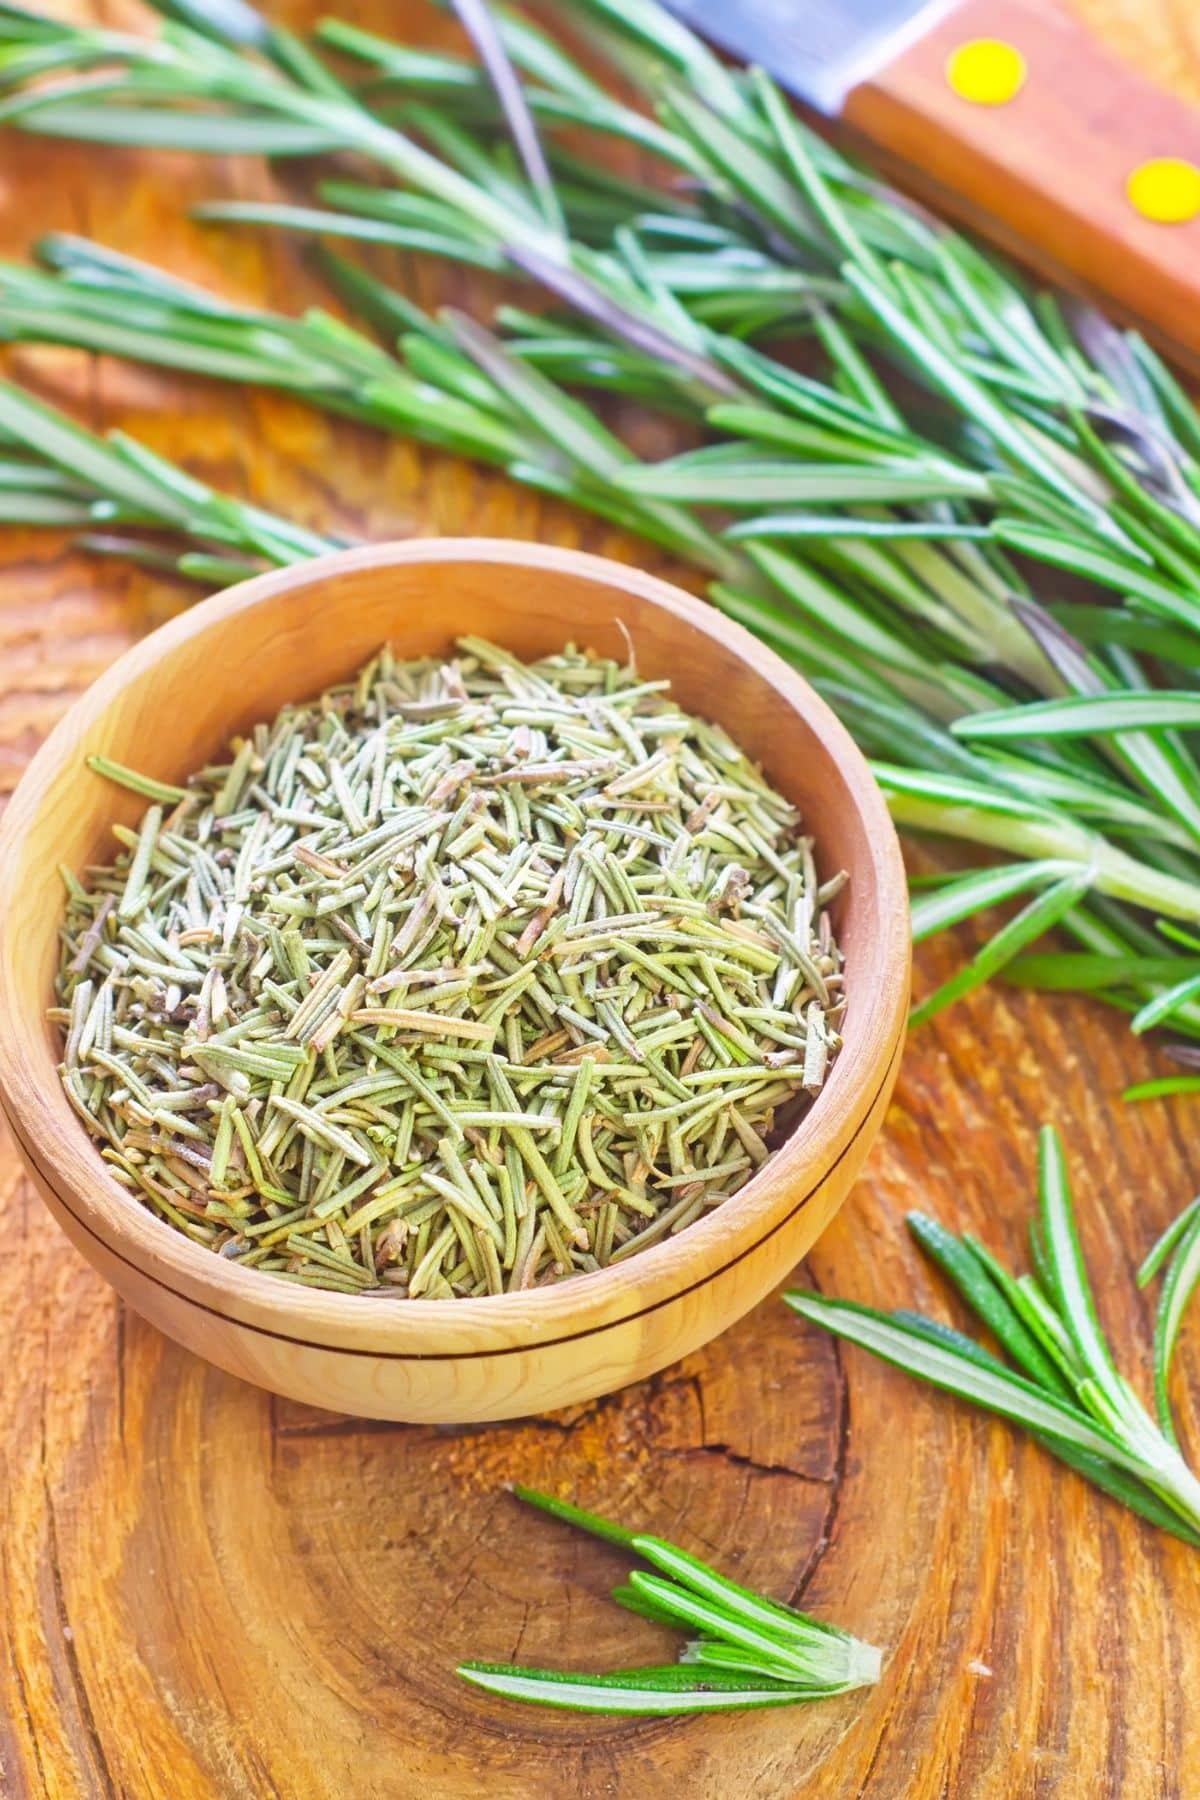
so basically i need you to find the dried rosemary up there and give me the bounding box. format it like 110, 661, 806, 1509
53, 639, 844, 1297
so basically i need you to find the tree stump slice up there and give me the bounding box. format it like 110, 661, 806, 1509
0, 2, 1198, 1793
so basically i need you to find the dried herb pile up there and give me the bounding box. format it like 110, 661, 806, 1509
54, 638, 843, 1296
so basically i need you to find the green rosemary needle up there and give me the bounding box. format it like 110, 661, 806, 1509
456, 1486, 881, 1712
787, 1125, 1200, 1547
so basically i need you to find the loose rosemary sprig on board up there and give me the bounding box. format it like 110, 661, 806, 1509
788, 1126, 1200, 1546
457, 1486, 881, 1712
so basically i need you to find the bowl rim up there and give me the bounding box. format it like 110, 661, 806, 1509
0, 538, 909, 1352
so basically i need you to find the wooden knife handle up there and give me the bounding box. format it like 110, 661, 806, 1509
842, 0, 1200, 371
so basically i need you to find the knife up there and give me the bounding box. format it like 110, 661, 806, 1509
660, 0, 1200, 372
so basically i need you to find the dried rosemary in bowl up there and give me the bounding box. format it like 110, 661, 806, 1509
52, 638, 845, 1297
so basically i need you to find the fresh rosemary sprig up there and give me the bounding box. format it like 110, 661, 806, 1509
456, 1486, 881, 1712
0, 371, 337, 581
787, 1126, 1200, 1547
9, 0, 1200, 1041
1138, 1196, 1200, 1442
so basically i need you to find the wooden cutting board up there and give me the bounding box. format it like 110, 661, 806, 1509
1, 3, 1199, 1794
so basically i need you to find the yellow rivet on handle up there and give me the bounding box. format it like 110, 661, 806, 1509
1127, 157, 1200, 225
946, 38, 1027, 107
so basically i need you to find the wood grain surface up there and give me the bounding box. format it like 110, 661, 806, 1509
0, 1, 1198, 1794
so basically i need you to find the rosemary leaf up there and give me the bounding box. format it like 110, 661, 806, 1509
1138, 1198, 1200, 1442
456, 1663, 805, 1713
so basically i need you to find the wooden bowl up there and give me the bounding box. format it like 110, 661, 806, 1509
0, 541, 909, 1422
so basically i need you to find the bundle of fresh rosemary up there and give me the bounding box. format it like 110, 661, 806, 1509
6, 0, 1200, 1054
56, 637, 842, 1293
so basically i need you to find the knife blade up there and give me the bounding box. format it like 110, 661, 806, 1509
659, 0, 1200, 372
659, 0, 960, 113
